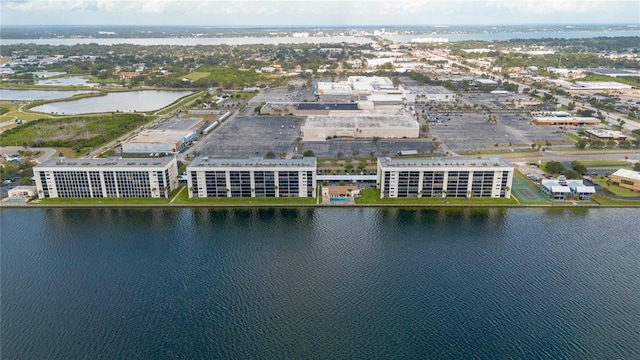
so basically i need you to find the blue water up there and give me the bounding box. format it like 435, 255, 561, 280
1, 208, 639, 359
30, 90, 193, 115
330, 197, 350, 202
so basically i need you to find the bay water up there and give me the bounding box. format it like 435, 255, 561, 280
1, 207, 638, 359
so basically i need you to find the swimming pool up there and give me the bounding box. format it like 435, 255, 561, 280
329, 197, 350, 203
3, 198, 28, 203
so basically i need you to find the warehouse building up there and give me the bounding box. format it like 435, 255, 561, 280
122, 129, 196, 154
34, 157, 178, 199
301, 114, 419, 141
610, 169, 640, 193
377, 157, 513, 199
187, 157, 317, 199
531, 116, 601, 126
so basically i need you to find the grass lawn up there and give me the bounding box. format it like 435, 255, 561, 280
591, 177, 640, 197
51, 147, 77, 158
0, 103, 51, 122
35, 197, 171, 205
355, 188, 518, 205
564, 133, 582, 142
185, 72, 210, 81
155, 91, 206, 115
171, 187, 318, 205
591, 194, 640, 206
580, 159, 631, 166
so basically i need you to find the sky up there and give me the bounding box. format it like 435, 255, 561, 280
1, 0, 639, 27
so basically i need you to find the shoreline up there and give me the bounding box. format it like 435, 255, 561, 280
2, 202, 637, 209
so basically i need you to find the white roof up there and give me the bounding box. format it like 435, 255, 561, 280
612, 168, 640, 181
550, 186, 571, 193
574, 186, 596, 193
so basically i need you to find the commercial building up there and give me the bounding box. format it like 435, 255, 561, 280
610, 169, 640, 193
585, 129, 627, 144
187, 157, 316, 199
314, 76, 396, 96
156, 116, 204, 131
122, 129, 196, 154
540, 176, 595, 201
377, 157, 513, 199
474, 79, 499, 88
574, 81, 634, 90
34, 157, 178, 199
301, 114, 419, 141
400, 85, 456, 104
531, 116, 601, 126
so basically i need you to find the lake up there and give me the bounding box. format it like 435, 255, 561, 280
30, 90, 193, 115
0, 88, 94, 101
36, 76, 97, 87
1, 207, 638, 359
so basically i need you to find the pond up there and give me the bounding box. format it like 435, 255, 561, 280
0, 89, 94, 101
30, 90, 194, 115
35, 76, 97, 87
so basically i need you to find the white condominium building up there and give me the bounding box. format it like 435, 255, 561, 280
34, 157, 178, 199
377, 157, 513, 199
187, 157, 317, 198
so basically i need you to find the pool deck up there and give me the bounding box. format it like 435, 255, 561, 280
322, 196, 355, 205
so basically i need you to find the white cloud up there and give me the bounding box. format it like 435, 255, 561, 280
1, 0, 637, 25
483, 0, 605, 15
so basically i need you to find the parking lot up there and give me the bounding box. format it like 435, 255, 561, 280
198, 116, 302, 158
196, 113, 436, 159
429, 112, 569, 154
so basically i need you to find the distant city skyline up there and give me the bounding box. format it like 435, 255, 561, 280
1, 0, 639, 27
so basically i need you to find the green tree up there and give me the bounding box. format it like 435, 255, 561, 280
545, 160, 565, 174
265, 151, 276, 159
575, 138, 588, 149
302, 150, 315, 157
571, 160, 587, 175
564, 170, 581, 179
634, 162, 640, 172
336, 151, 343, 158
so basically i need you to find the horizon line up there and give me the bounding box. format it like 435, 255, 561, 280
2, 22, 639, 28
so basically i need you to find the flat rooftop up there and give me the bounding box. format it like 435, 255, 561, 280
128, 129, 194, 144
296, 103, 359, 111
378, 157, 513, 169
189, 157, 317, 169
585, 129, 626, 137
589, 68, 640, 77
304, 115, 418, 129
401, 85, 453, 95
36, 157, 175, 168
156, 117, 203, 131
612, 169, 640, 181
